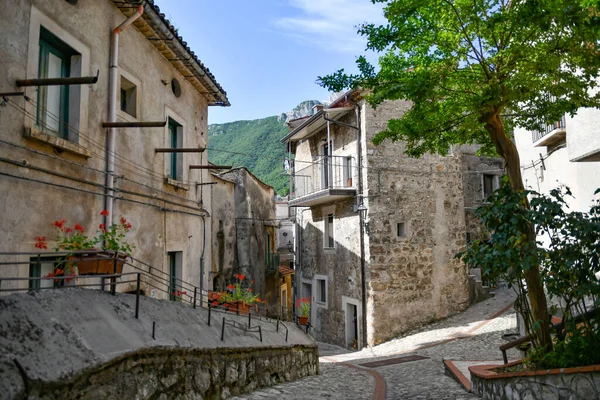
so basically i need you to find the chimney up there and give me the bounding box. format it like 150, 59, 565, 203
313, 104, 324, 113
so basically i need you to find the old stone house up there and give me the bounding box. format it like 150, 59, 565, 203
0, 0, 228, 297
281, 90, 503, 348
210, 167, 292, 318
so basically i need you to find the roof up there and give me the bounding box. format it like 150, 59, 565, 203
112, 0, 229, 106
218, 167, 274, 192
279, 265, 295, 276
280, 89, 360, 143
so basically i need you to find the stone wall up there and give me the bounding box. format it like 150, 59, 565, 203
362, 100, 470, 345
471, 364, 600, 400
211, 175, 238, 291
16, 345, 318, 400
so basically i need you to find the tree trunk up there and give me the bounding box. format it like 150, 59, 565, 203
482, 112, 553, 350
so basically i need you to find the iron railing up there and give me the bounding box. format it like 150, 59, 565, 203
266, 253, 281, 274
0, 250, 295, 342
532, 115, 566, 143
291, 155, 355, 200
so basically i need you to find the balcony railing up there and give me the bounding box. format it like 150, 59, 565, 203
266, 253, 280, 274
532, 115, 566, 143
291, 155, 354, 200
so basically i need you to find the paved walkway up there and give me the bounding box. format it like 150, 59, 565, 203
232, 288, 520, 400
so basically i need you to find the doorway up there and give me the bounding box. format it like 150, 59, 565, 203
346, 303, 358, 349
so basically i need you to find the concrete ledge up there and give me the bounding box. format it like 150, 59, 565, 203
470, 361, 600, 399
24, 127, 92, 158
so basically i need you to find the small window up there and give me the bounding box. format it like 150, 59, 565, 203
29, 256, 59, 290
483, 175, 498, 200
397, 222, 407, 238
167, 117, 183, 180
324, 214, 334, 248
318, 279, 326, 303
37, 27, 78, 139
120, 76, 137, 118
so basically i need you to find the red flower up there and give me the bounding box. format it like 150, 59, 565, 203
74, 223, 84, 233
234, 273, 240, 280
120, 217, 127, 224
238, 274, 245, 281
183, 291, 187, 295
65, 227, 73, 233
34, 236, 48, 249
250, 280, 254, 284
53, 219, 67, 229
227, 284, 235, 290
125, 222, 132, 230
247, 288, 252, 292
211, 301, 218, 306
100, 210, 109, 216
99, 224, 106, 230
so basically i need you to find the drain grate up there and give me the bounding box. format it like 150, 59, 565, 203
359, 355, 429, 368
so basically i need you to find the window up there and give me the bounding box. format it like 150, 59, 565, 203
396, 222, 407, 238
37, 26, 78, 139
343, 156, 353, 187
168, 251, 182, 300
29, 256, 58, 290
167, 117, 183, 180
120, 76, 137, 118
483, 174, 498, 200
315, 275, 327, 307
321, 141, 332, 189
324, 214, 334, 248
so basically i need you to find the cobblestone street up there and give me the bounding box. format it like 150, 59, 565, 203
232, 287, 519, 400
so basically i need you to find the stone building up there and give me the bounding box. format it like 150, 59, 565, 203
0, 0, 228, 296
210, 167, 292, 318
282, 90, 503, 348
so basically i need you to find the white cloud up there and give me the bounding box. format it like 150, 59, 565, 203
275, 0, 386, 54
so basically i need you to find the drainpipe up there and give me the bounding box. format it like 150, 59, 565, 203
105, 5, 144, 224
355, 103, 368, 349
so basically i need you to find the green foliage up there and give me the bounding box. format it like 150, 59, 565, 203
208, 116, 291, 196
318, 0, 600, 157
459, 182, 600, 364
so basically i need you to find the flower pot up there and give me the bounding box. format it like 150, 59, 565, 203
226, 300, 251, 314
74, 250, 126, 275
298, 316, 309, 326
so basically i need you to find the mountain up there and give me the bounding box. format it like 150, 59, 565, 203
208, 101, 322, 195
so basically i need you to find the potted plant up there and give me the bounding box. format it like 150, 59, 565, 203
296, 297, 311, 325
219, 274, 264, 314
35, 210, 135, 277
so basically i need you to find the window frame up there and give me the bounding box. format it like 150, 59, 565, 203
37, 27, 75, 139
167, 117, 183, 181
482, 174, 499, 201
324, 213, 335, 249
396, 222, 407, 238
314, 275, 328, 308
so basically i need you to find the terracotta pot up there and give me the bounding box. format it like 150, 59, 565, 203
298, 316, 309, 326
74, 250, 126, 275
226, 300, 251, 314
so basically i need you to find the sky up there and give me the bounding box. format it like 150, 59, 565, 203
155, 0, 385, 125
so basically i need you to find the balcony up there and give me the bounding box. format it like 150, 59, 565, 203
532, 115, 566, 147
289, 155, 356, 207
266, 253, 280, 274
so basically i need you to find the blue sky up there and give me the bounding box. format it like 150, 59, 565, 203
156, 0, 385, 124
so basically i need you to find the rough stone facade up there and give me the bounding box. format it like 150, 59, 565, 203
211, 168, 284, 315
471, 367, 600, 400
17, 346, 318, 400
0, 0, 228, 297
284, 92, 504, 349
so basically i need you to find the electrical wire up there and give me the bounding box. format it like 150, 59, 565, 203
2, 98, 206, 205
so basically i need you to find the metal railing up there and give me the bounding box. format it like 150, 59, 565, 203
266, 253, 281, 274
532, 115, 566, 143
0, 250, 299, 342
291, 155, 355, 200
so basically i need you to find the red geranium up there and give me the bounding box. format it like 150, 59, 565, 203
100, 210, 109, 216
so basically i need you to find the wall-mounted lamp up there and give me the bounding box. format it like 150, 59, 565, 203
286, 240, 294, 253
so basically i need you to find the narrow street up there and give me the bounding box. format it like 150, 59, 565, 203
232, 288, 518, 400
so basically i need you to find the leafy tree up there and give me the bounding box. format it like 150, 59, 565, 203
318, 0, 600, 349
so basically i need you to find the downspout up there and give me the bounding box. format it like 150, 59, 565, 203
105, 5, 144, 224
356, 103, 368, 349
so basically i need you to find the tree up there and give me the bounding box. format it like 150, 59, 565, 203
318, 0, 600, 350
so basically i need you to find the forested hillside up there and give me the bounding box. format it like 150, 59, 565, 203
208, 116, 290, 195
208, 101, 321, 195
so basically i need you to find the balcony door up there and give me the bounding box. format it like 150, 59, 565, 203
320, 141, 332, 189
